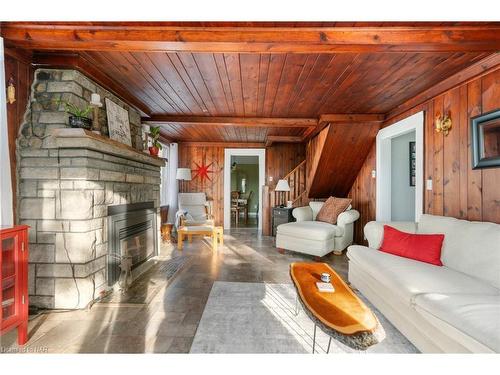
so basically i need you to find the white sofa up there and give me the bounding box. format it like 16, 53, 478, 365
275, 201, 360, 257
347, 214, 500, 353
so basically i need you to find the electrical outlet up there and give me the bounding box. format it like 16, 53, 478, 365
269, 176, 273, 182
371, 170, 376, 178
426, 179, 433, 190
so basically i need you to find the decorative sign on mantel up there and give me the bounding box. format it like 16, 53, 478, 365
105, 98, 132, 146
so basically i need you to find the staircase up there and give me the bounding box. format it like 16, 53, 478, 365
262, 160, 308, 236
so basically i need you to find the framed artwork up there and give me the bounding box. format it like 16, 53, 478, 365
105, 98, 132, 146
409, 141, 416, 186
471, 108, 500, 169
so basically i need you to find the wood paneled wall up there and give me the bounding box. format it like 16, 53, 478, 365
4, 49, 33, 220
178, 142, 306, 226
348, 66, 500, 244
348, 144, 376, 245
266, 143, 306, 187
178, 144, 226, 225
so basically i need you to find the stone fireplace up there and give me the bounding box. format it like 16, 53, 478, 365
16, 69, 165, 309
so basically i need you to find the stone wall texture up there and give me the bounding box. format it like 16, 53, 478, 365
17, 69, 162, 309
19, 69, 143, 151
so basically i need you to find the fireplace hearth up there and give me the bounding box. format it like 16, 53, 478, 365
107, 202, 158, 286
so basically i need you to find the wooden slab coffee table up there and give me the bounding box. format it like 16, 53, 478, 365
290, 262, 384, 352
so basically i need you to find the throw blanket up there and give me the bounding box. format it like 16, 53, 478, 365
175, 210, 194, 228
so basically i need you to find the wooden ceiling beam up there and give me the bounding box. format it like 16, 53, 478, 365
319, 114, 386, 124
179, 142, 265, 148
2, 23, 500, 53
265, 135, 303, 147
143, 115, 317, 128
306, 113, 385, 140
32, 52, 151, 116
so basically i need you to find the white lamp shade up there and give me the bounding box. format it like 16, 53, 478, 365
90, 93, 102, 107
275, 179, 290, 192
176, 168, 192, 181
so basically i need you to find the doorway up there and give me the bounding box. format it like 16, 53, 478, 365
376, 112, 424, 222
224, 149, 265, 231
230, 155, 259, 228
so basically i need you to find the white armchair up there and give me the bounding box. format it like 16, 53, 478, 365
275, 201, 360, 257
176, 193, 214, 228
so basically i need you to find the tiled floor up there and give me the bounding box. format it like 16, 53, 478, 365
0, 228, 348, 353
230, 215, 258, 228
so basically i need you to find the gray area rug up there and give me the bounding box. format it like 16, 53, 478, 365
190, 281, 419, 353
100, 255, 193, 305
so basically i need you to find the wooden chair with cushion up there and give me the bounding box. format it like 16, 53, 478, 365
231, 191, 240, 225
177, 192, 214, 227
239, 190, 253, 224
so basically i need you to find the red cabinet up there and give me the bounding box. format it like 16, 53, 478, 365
1, 225, 29, 345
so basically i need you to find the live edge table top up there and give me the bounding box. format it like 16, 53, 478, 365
290, 262, 379, 336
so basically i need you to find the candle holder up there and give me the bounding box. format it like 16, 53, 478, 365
90, 93, 103, 135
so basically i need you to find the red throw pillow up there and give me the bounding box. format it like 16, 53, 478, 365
379, 225, 444, 266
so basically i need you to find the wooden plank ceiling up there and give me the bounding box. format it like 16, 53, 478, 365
2, 22, 499, 143
66, 50, 490, 142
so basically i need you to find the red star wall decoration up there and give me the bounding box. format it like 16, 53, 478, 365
192, 161, 215, 182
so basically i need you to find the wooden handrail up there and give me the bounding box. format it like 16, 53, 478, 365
282, 159, 306, 181
263, 159, 308, 235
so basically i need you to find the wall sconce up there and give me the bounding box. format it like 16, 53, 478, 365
7, 77, 16, 104
435, 113, 452, 136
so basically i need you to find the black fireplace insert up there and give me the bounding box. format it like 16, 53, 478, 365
107, 202, 158, 286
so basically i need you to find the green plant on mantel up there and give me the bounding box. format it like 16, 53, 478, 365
57, 100, 92, 118
149, 126, 163, 150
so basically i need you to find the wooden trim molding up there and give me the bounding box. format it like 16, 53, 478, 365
32, 52, 151, 116
143, 115, 317, 128
2, 23, 500, 53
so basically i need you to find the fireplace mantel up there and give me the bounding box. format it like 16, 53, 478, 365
42, 128, 165, 168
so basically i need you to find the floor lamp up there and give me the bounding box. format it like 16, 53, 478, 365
176, 168, 192, 192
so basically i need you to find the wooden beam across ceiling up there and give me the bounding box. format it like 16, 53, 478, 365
319, 114, 386, 123
142, 115, 317, 128
306, 113, 385, 140
2, 23, 500, 53
32, 52, 151, 116
265, 135, 303, 147
179, 142, 265, 148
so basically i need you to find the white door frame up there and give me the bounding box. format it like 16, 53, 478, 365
376, 111, 424, 222
224, 148, 266, 231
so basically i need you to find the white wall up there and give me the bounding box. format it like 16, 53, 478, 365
391, 131, 416, 221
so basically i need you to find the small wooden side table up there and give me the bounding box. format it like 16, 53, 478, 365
161, 223, 174, 243
177, 226, 224, 251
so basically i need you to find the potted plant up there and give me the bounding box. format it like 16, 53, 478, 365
148, 126, 163, 156
58, 100, 93, 130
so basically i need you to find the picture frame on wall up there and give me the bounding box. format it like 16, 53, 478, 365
471, 108, 500, 169
409, 141, 416, 186
105, 98, 132, 146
